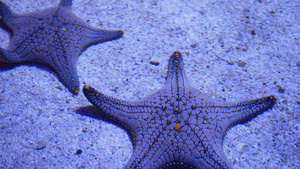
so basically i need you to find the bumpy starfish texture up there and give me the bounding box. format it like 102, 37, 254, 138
0, 0, 123, 94
83, 51, 276, 169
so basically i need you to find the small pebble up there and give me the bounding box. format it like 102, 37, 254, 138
238, 61, 246, 67
82, 127, 88, 132
150, 61, 160, 66
76, 149, 83, 155
227, 60, 234, 65
190, 43, 198, 48
296, 61, 300, 67
36, 140, 47, 150
277, 85, 285, 93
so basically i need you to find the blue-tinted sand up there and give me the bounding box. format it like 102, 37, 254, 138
0, 0, 299, 168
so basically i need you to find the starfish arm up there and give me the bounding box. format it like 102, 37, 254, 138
53, 2, 124, 50
59, 0, 72, 8
53, 61, 79, 95
0, 48, 20, 63
164, 51, 191, 93
214, 95, 276, 133
199, 144, 232, 169
83, 85, 147, 129
0, 47, 80, 94
0, 1, 14, 22
79, 28, 124, 49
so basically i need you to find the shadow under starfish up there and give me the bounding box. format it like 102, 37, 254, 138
83, 51, 276, 169
0, 0, 124, 94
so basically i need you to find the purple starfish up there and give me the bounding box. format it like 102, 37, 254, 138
83, 51, 276, 168
0, 0, 123, 94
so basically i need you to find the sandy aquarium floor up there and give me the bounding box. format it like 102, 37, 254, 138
0, 0, 299, 168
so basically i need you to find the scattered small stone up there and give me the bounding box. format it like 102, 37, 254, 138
297, 100, 300, 105
296, 61, 300, 67
82, 127, 88, 132
151, 1, 157, 5
243, 8, 250, 13
110, 87, 118, 93
76, 149, 83, 155
238, 61, 247, 67
250, 30, 256, 35
36, 140, 47, 150
190, 43, 198, 48
269, 10, 275, 14
226, 60, 234, 65
150, 61, 160, 66
277, 85, 285, 93
199, 11, 205, 15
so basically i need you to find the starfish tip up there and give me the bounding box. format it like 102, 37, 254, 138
116, 30, 124, 39
83, 85, 91, 91
172, 51, 182, 59
269, 95, 277, 103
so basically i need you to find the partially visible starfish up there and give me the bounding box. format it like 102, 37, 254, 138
83, 51, 276, 168
0, 0, 123, 94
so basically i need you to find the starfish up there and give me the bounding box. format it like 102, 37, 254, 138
83, 51, 276, 169
0, 0, 124, 94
